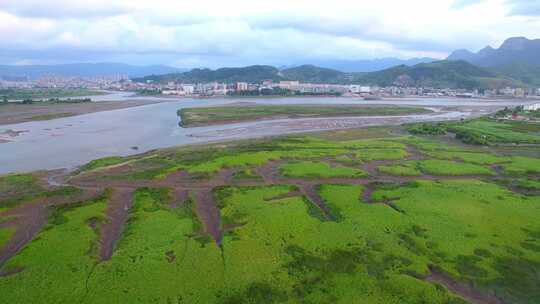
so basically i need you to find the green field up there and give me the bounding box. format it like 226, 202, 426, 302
178, 105, 431, 127
1, 120, 540, 303
449, 119, 540, 145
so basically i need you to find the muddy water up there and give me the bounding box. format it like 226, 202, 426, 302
0, 94, 530, 174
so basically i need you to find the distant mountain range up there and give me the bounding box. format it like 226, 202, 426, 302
2, 37, 539, 89
355, 60, 521, 90
447, 37, 540, 86
136, 65, 356, 84
0, 57, 435, 80
136, 61, 523, 90
138, 37, 540, 89
0, 63, 184, 79
299, 57, 437, 72
448, 37, 540, 67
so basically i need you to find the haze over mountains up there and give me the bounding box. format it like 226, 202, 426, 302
0, 63, 184, 80
447, 37, 540, 86
447, 37, 540, 67
2, 37, 539, 89
0, 58, 437, 80
290, 57, 437, 73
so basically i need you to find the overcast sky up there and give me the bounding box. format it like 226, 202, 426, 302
1, 0, 539, 67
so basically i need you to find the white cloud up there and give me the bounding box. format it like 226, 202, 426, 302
0, 0, 130, 19
0, 0, 539, 67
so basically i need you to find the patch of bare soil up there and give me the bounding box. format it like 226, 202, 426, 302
255, 161, 283, 184
0, 203, 48, 267
361, 160, 395, 177
361, 183, 378, 203
217, 168, 235, 184
192, 189, 223, 246
170, 189, 189, 209
426, 268, 503, 304
99, 188, 134, 261
405, 144, 427, 161
299, 184, 335, 221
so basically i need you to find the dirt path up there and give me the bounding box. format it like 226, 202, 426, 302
426, 269, 503, 304
98, 188, 134, 261
192, 189, 223, 246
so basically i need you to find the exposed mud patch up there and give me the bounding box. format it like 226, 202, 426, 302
170, 189, 189, 209
299, 184, 335, 221
405, 144, 426, 161
426, 268, 503, 304
0, 203, 48, 267
361, 183, 378, 204
192, 189, 223, 246
99, 188, 133, 261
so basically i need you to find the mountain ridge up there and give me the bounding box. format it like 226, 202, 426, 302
447, 36, 540, 67
135, 60, 523, 89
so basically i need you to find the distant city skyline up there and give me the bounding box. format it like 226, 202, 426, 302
1, 0, 539, 68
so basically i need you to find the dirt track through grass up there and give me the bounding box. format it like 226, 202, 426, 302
99, 188, 133, 261
299, 184, 335, 221
426, 268, 503, 304
0, 203, 47, 269
193, 189, 223, 246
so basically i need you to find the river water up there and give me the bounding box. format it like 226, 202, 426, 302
0, 93, 531, 174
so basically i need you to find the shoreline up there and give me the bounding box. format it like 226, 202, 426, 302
0, 99, 168, 126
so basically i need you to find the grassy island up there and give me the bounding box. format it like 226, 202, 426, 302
178, 104, 432, 127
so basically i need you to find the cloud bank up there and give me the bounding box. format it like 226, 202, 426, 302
0, 0, 539, 67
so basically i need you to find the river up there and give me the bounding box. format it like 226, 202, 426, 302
0, 93, 531, 174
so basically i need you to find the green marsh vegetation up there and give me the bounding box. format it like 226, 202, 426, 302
279, 161, 367, 178
1, 119, 540, 303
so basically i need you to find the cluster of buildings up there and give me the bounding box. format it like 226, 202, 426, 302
135, 79, 540, 99
2, 74, 540, 99
151, 80, 352, 97
0, 75, 129, 90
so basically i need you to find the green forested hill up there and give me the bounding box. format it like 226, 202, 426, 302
136, 60, 528, 89
355, 60, 521, 89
